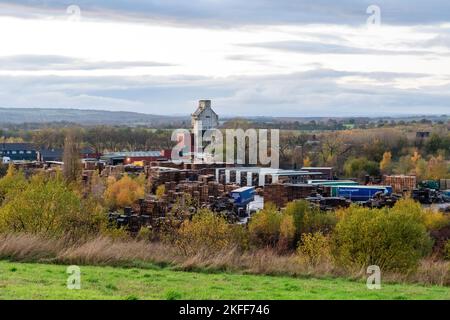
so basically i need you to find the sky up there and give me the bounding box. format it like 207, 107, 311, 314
0, 1, 449, 117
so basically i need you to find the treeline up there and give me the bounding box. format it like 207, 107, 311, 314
0, 127, 175, 152
222, 117, 449, 131
278, 126, 450, 179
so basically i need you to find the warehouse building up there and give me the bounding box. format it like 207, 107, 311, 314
0, 143, 37, 161
101, 150, 171, 165
215, 167, 328, 187
37, 147, 100, 162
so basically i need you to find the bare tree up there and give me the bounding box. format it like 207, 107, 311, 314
63, 129, 82, 183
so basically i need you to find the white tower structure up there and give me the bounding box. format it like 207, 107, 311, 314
191, 100, 219, 162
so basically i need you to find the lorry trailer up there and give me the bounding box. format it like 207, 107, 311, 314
330, 185, 393, 202
230, 186, 256, 207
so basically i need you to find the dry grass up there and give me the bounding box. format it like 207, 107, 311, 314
0, 234, 63, 262
0, 233, 448, 286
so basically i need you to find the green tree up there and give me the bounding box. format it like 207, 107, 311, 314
333, 200, 432, 272
0, 165, 27, 205
0, 174, 105, 239
344, 157, 380, 179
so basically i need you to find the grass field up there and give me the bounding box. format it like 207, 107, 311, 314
0, 260, 449, 300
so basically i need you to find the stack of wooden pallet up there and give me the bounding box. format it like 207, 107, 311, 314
383, 175, 417, 193
264, 184, 318, 208
440, 179, 450, 190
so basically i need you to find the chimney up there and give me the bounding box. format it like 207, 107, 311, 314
199, 100, 211, 110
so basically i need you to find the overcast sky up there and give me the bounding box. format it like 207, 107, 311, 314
0, 1, 449, 117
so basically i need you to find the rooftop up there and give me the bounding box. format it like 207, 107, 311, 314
102, 151, 163, 158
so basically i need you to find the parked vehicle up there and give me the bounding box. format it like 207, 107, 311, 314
329, 185, 393, 202
230, 186, 256, 207
412, 188, 444, 204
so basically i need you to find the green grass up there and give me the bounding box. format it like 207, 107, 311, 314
0, 260, 448, 300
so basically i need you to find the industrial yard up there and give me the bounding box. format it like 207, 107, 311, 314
0, 101, 449, 301
2, 0, 450, 307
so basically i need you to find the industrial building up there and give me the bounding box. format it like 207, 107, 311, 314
101, 151, 171, 165
215, 167, 329, 187
301, 167, 334, 180
0, 143, 37, 161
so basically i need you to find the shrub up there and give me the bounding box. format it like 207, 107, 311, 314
104, 174, 145, 209
344, 157, 380, 179
284, 200, 336, 237
422, 209, 450, 231
176, 210, 234, 255
0, 164, 7, 178
278, 214, 296, 251
333, 201, 432, 272
445, 241, 450, 260
155, 184, 166, 199
297, 232, 332, 266
0, 175, 106, 239
0, 165, 27, 205
136, 226, 152, 242
248, 203, 282, 247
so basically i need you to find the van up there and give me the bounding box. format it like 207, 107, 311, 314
2, 157, 11, 164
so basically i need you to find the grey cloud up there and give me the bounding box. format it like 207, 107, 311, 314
1, 0, 450, 27
225, 54, 270, 64
243, 40, 442, 56
0, 69, 448, 117
0, 55, 173, 71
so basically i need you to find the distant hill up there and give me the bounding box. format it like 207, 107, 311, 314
0, 108, 189, 126
0, 107, 447, 127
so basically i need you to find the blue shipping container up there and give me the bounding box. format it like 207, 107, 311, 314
333, 186, 392, 202
230, 187, 256, 206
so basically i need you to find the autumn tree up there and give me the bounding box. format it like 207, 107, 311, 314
380, 151, 393, 174
104, 175, 145, 209
0, 174, 105, 239
427, 155, 449, 180
303, 156, 312, 167
0, 165, 27, 205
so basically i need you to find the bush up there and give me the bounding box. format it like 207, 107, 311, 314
0, 164, 7, 178
344, 157, 380, 179
422, 210, 450, 231
155, 184, 166, 199
445, 241, 450, 260
249, 201, 336, 250
0, 174, 106, 239
283, 200, 336, 237
248, 203, 282, 247
176, 210, 235, 255
136, 227, 152, 242
278, 214, 296, 251
333, 201, 432, 272
104, 174, 145, 209
0, 165, 27, 205
297, 232, 332, 266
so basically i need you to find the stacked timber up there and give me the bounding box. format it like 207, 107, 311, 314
383, 175, 417, 193
264, 183, 318, 208
440, 179, 450, 190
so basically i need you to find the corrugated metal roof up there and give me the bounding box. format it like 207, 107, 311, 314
103, 151, 163, 158
0, 143, 35, 151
